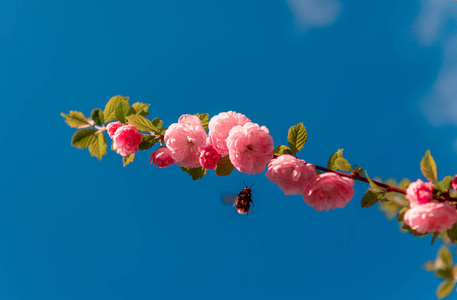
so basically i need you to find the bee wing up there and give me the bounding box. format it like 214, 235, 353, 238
221, 194, 238, 205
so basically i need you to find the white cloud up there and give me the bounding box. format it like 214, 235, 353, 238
286, 0, 341, 30
416, 0, 457, 125
421, 37, 457, 125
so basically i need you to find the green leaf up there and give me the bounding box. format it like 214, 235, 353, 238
71, 129, 97, 149
421, 150, 438, 184
436, 280, 456, 299
424, 261, 437, 271
138, 135, 159, 151
399, 178, 412, 190
61, 111, 90, 128
315, 170, 322, 175
354, 166, 364, 177
181, 167, 207, 180
91, 109, 104, 126
125, 115, 159, 133
216, 156, 234, 177
327, 149, 344, 170
397, 207, 408, 222
436, 269, 454, 280
115, 99, 131, 123
446, 223, 457, 243
195, 113, 209, 131
361, 190, 379, 208
152, 117, 164, 130
104, 95, 129, 122
436, 176, 453, 192
432, 232, 441, 246
439, 246, 453, 268
334, 157, 352, 171
401, 222, 429, 237
274, 145, 293, 156
123, 153, 135, 167
288, 122, 308, 154
88, 132, 107, 160
131, 102, 150, 117
365, 171, 384, 193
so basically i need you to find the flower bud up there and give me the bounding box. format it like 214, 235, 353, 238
149, 147, 174, 168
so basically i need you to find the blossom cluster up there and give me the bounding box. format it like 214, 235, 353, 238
105, 111, 356, 212
403, 179, 457, 234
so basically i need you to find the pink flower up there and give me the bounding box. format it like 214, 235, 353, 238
452, 175, 457, 190
226, 122, 274, 175
208, 111, 251, 155
106, 121, 123, 139
164, 114, 207, 168
149, 147, 174, 168
406, 179, 435, 206
112, 125, 143, 156
266, 154, 316, 195
404, 202, 457, 234
199, 145, 222, 170
302, 173, 355, 212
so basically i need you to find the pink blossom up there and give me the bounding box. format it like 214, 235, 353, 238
266, 154, 316, 195
112, 125, 143, 156
226, 122, 274, 175
406, 179, 435, 206
208, 111, 251, 155
452, 175, 457, 190
199, 145, 222, 170
106, 121, 123, 139
149, 147, 174, 168
404, 202, 457, 234
302, 173, 355, 212
164, 114, 207, 168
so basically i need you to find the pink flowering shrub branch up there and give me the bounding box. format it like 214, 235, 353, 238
62, 95, 457, 299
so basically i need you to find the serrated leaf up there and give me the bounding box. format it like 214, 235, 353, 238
152, 117, 164, 130
274, 145, 293, 156
123, 153, 135, 167
327, 149, 344, 170
421, 150, 438, 184
115, 100, 131, 123
195, 113, 209, 131
216, 156, 234, 177
71, 129, 97, 149
88, 132, 107, 160
104, 95, 129, 122
361, 190, 379, 208
91, 109, 104, 126
131, 102, 150, 117
366, 171, 384, 193
334, 157, 352, 171
138, 135, 159, 151
61, 111, 90, 128
436, 176, 453, 192
125, 114, 159, 133
181, 167, 207, 180
439, 246, 453, 267
447, 223, 457, 243
288, 123, 308, 154
437, 280, 456, 299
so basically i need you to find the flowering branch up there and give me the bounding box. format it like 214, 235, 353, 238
61, 95, 457, 299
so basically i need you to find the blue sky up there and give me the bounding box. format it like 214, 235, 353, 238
1, 0, 457, 299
